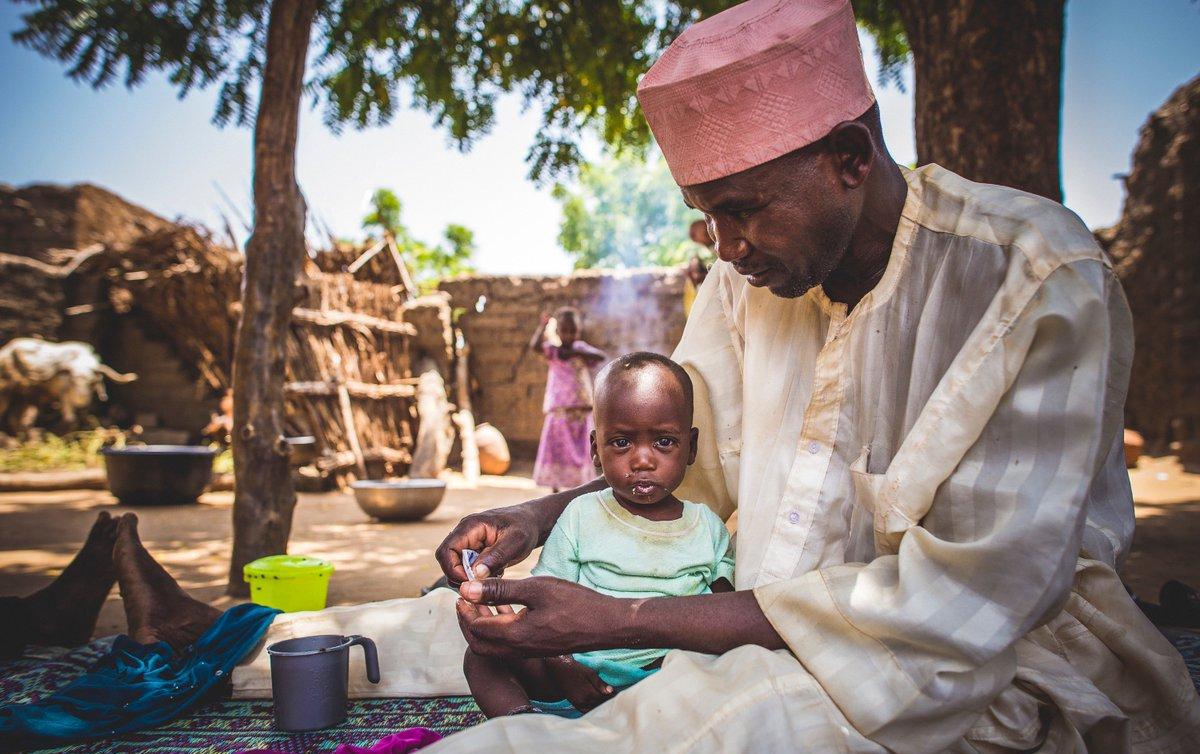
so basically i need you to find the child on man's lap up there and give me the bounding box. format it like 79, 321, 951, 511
462, 352, 734, 718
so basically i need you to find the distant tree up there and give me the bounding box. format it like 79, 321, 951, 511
361, 189, 404, 240
555, 153, 708, 269
856, 0, 1066, 201
11, 0, 729, 594
362, 188, 475, 291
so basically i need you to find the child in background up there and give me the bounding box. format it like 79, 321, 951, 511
529, 307, 606, 492
462, 352, 734, 718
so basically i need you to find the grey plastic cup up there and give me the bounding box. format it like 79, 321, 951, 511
267, 634, 381, 731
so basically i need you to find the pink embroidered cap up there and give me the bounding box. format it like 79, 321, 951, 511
637, 0, 876, 187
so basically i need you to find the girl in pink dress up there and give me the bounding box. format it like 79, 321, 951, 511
530, 307, 606, 491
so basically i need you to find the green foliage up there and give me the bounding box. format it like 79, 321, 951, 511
0, 429, 125, 473
361, 188, 403, 238
11, 0, 730, 182
362, 188, 476, 290
13, 0, 908, 180
554, 152, 708, 269
853, 1, 911, 90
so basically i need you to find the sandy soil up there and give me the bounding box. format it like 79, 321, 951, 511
0, 468, 548, 638
1121, 454, 1200, 602
1, 456, 1197, 639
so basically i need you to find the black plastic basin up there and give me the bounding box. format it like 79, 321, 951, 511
102, 445, 217, 506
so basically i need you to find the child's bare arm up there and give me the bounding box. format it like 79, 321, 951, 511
710, 577, 734, 593
529, 313, 551, 355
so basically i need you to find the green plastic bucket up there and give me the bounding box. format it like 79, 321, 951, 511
243, 555, 334, 613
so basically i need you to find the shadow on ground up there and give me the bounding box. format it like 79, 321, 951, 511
3, 455, 1199, 639
0, 472, 546, 638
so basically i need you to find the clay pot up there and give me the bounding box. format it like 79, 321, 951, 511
475, 423, 511, 476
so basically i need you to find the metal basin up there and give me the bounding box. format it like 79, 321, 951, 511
351, 479, 447, 522
102, 445, 216, 506
285, 436, 319, 466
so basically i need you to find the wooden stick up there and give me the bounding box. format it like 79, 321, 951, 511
346, 238, 386, 274
385, 235, 419, 303
0, 468, 107, 492
290, 307, 416, 335
337, 381, 367, 478
286, 380, 417, 398
453, 333, 479, 484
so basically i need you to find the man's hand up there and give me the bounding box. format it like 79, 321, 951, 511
455, 576, 622, 658
457, 574, 787, 662
435, 479, 606, 585
435, 506, 541, 585
544, 655, 615, 713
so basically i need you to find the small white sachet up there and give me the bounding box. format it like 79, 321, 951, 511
461, 549, 498, 615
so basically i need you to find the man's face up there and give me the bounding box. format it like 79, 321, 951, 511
680, 146, 862, 299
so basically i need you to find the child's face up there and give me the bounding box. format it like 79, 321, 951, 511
591, 368, 697, 506
556, 315, 578, 344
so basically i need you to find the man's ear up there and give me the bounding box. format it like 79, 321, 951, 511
825, 120, 874, 189
687, 427, 699, 465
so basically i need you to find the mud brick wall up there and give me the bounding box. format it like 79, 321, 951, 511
0, 183, 173, 263
440, 268, 686, 455
105, 316, 219, 437
0, 255, 64, 344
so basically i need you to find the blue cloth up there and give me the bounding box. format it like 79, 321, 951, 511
0, 603, 279, 752
529, 697, 585, 718
571, 653, 658, 688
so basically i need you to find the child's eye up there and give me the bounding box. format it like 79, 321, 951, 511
655, 437, 678, 449
610, 438, 631, 449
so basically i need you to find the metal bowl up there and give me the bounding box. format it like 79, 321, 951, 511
102, 445, 216, 506
285, 436, 319, 466
350, 479, 447, 522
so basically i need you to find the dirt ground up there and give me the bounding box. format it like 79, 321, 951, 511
1, 456, 1197, 639
0, 466, 548, 637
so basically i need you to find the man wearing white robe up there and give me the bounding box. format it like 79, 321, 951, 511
234, 1, 1200, 750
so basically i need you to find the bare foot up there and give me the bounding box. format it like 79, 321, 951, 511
21, 511, 121, 647
113, 514, 221, 651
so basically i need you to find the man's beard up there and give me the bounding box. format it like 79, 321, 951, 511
769, 208, 856, 299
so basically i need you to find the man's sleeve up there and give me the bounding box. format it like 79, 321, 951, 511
754, 260, 1124, 752
672, 263, 743, 523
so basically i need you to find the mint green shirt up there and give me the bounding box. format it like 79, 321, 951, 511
531, 487, 735, 671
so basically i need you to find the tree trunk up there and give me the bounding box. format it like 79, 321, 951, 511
227, 0, 318, 596
894, 0, 1065, 202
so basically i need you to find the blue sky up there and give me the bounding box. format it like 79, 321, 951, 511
1, 1, 1197, 274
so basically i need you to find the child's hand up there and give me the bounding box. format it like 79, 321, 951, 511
545, 655, 614, 712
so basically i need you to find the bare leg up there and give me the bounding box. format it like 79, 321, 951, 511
1, 511, 122, 658
113, 514, 221, 651
463, 649, 561, 718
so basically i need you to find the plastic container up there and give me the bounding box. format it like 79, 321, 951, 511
268, 634, 380, 731
244, 555, 334, 613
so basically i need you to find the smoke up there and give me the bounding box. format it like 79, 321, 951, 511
587, 271, 674, 359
